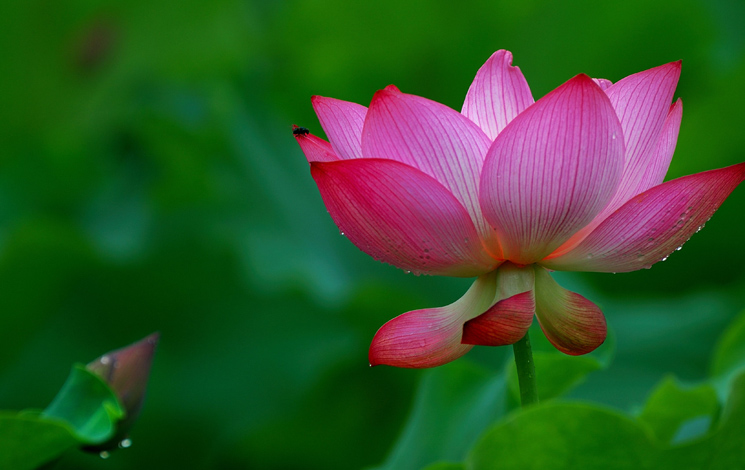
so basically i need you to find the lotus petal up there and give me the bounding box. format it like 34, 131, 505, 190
533, 266, 606, 355
311, 158, 498, 276
462, 50, 534, 141
542, 162, 745, 272
362, 85, 500, 255
369, 272, 498, 368
480, 74, 625, 264
312, 96, 367, 160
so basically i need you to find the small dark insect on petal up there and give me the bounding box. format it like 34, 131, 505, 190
292, 125, 309, 136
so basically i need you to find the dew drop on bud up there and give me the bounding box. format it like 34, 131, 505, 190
100, 451, 110, 459
119, 438, 132, 449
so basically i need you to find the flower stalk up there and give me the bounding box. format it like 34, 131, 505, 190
512, 331, 538, 407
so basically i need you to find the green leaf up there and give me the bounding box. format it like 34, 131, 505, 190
655, 372, 745, 469
371, 360, 506, 470
638, 375, 719, 444
0, 412, 78, 470
506, 351, 603, 403
466, 402, 660, 470
41, 364, 125, 444
711, 308, 745, 378
704, 372, 745, 468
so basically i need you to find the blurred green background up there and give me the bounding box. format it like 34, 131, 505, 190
0, 0, 744, 468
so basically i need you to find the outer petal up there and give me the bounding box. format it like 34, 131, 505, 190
533, 266, 606, 355
461, 50, 534, 141
312, 96, 367, 160
369, 272, 498, 368
550, 99, 683, 257
463, 262, 535, 346
311, 158, 498, 277
480, 74, 625, 264
542, 162, 745, 273
361, 86, 500, 256
294, 131, 339, 163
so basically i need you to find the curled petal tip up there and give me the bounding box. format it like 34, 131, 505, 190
534, 268, 607, 355
461, 291, 535, 346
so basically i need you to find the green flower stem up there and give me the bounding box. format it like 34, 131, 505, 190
512, 331, 539, 407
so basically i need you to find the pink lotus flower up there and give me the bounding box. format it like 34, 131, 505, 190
294, 50, 745, 368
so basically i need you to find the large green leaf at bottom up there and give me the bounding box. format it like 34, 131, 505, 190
466, 373, 745, 470
466, 403, 659, 470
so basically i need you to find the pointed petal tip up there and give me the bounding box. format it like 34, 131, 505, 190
570, 73, 594, 85
373, 85, 401, 101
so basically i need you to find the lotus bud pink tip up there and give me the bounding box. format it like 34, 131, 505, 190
87, 332, 159, 439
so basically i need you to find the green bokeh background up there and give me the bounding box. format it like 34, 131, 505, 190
0, 0, 744, 468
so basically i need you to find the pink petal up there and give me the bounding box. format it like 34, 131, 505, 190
369, 272, 498, 368
312, 96, 367, 160
479, 74, 625, 264
606, 61, 681, 179
593, 78, 613, 91
533, 266, 606, 355
361, 86, 500, 256
461, 50, 534, 141
311, 158, 498, 277
551, 99, 684, 256
462, 291, 534, 346
644, 99, 683, 187
294, 130, 340, 163
542, 162, 745, 272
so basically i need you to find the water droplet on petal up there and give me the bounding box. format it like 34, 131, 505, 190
119, 438, 132, 449
100, 451, 110, 459
100, 356, 111, 365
